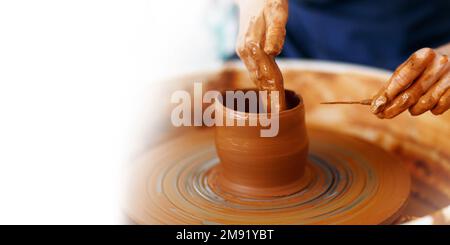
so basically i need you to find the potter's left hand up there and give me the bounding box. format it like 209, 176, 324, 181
371, 46, 450, 118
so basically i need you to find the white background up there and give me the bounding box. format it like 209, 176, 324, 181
0, 0, 223, 224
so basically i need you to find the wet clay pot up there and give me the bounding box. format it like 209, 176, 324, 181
213, 89, 309, 197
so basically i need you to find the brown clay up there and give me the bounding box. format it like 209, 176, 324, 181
213, 90, 308, 197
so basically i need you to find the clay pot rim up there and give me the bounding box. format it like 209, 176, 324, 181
218, 89, 304, 119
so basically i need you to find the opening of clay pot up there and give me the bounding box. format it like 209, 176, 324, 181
212, 89, 309, 198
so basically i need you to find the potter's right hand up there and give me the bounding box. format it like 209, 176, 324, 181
371, 47, 450, 118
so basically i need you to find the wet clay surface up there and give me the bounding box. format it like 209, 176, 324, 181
213, 90, 308, 197
128, 64, 450, 224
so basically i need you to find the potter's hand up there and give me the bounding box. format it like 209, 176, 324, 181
371, 47, 450, 118
235, 0, 288, 56
234, 0, 288, 111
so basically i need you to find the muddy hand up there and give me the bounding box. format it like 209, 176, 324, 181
235, 0, 288, 111
371, 47, 450, 118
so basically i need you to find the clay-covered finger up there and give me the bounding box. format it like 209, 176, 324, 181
377, 93, 413, 118
236, 14, 266, 72
410, 69, 450, 115
431, 88, 450, 115
264, 0, 288, 56
235, 0, 265, 59
371, 48, 435, 114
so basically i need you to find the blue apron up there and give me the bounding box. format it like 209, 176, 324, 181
279, 0, 450, 69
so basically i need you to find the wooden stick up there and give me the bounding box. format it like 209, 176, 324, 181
320, 99, 372, 105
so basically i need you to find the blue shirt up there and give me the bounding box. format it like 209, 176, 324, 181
279, 0, 450, 69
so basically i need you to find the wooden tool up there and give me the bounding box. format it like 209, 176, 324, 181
321, 99, 372, 105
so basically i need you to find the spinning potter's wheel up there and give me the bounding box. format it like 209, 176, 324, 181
127, 128, 410, 224
126, 60, 450, 224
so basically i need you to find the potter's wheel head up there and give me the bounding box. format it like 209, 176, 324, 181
125, 128, 410, 225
